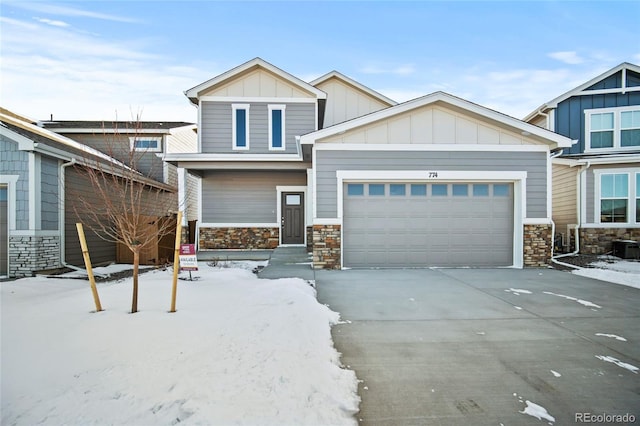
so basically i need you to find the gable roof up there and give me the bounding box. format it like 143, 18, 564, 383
524, 62, 640, 122
310, 70, 397, 107
299, 91, 574, 149
184, 57, 327, 105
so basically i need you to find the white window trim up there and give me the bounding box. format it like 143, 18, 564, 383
232, 104, 250, 151
593, 168, 640, 225
268, 104, 286, 151
585, 105, 640, 153
129, 136, 162, 152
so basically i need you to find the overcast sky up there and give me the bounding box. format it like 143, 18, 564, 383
1, 1, 639, 123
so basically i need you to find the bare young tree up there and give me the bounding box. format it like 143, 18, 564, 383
70, 118, 177, 313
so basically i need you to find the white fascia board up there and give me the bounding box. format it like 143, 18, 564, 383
163, 153, 303, 162
540, 62, 640, 109
184, 57, 327, 100
552, 157, 583, 167
558, 154, 640, 166
310, 70, 397, 106
299, 91, 573, 148
314, 143, 550, 152
200, 96, 317, 104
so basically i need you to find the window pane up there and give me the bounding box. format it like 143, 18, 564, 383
134, 140, 157, 149
452, 184, 468, 196
590, 131, 614, 148
621, 129, 640, 147
621, 110, 640, 128
601, 199, 628, 223
236, 109, 246, 147
591, 112, 613, 130
494, 184, 509, 196
601, 174, 614, 197
347, 184, 364, 196
473, 184, 489, 196
369, 184, 385, 196
614, 174, 628, 197
637, 174, 640, 197
410, 184, 427, 196
390, 184, 406, 196
271, 109, 283, 148
432, 184, 447, 196
637, 199, 640, 224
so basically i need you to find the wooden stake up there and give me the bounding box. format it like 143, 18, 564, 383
76, 223, 103, 312
170, 211, 183, 313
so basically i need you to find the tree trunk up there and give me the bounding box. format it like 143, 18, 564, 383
131, 249, 140, 313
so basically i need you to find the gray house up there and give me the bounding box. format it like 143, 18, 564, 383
0, 108, 179, 278
165, 58, 573, 269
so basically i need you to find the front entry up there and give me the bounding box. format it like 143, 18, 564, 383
281, 192, 304, 245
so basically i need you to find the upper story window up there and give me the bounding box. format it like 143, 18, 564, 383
596, 170, 640, 224
268, 104, 286, 151
232, 104, 250, 150
586, 106, 640, 152
130, 137, 161, 152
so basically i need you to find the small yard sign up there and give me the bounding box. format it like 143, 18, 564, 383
179, 244, 198, 271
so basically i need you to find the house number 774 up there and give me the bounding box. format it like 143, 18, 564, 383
428, 172, 438, 178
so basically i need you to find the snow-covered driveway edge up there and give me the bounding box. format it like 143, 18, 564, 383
1, 262, 360, 425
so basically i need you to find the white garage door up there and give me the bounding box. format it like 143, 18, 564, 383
343, 182, 514, 267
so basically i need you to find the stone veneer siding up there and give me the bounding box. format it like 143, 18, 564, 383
313, 225, 341, 270
579, 228, 640, 255
523, 224, 552, 267
9, 235, 61, 277
306, 226, 313, 252
199, 227, 279, 250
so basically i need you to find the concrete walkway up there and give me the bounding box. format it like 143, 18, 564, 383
257, 247, 315, 281
316, 268, 640, 425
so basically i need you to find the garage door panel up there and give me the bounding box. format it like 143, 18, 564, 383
344, 182, 514, 267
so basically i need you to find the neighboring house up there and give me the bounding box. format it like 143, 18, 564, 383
165, 57, 573, 269
0, 108, 178, 278
41, 120, 201, 242
525, 63, 640, 254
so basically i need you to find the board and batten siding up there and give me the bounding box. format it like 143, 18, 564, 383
551, 163, 578, 231
0, 134, 30, 230
315, 150, 548, 219
201, 170, 306, 223
314, 78, 390, 127
555, 92, 640, 155
40, 156, 59, 231
200, 102, 316, 154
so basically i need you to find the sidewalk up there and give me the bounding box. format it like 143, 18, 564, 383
257, 247, 315, 281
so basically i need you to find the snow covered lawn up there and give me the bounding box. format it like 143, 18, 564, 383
570, 256, 640, 289
1, 262, 359, 425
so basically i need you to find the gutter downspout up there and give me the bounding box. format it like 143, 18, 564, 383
551, 160, 591, 269
59, 159, 107, 277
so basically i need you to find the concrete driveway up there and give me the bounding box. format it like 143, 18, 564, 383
315, 268, 640, 425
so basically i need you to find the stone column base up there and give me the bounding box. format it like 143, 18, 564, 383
313, 225, 341, 270
523, 224, 552, 267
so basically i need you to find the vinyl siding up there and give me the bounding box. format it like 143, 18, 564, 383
551, 163, 578, 231
201, 170, 306, 223
200, 102, 315, 154
186, 172, 200, 223
58, 133, 166, 183
315, 150, 548, 218
555, 92, 640, 154
40, 156, 59, 230
0, 134, 29, 230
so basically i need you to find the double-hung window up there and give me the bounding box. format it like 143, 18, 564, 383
599, 173, 628, 223
586, 106, 640, 151
232, 104, 250, 150
268, 105, 286, 150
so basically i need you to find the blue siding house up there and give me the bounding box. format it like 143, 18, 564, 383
525, 63, 640, 254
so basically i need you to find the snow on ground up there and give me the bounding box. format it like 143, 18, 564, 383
1, 262, 359, 425
571, 256, 640, 289
595, 333, 627, 342
542, 291, 602, 309
595, 356, 639, 374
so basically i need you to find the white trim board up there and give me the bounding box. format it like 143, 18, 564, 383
200, 96, 318, 104
313, 143, 551, 152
